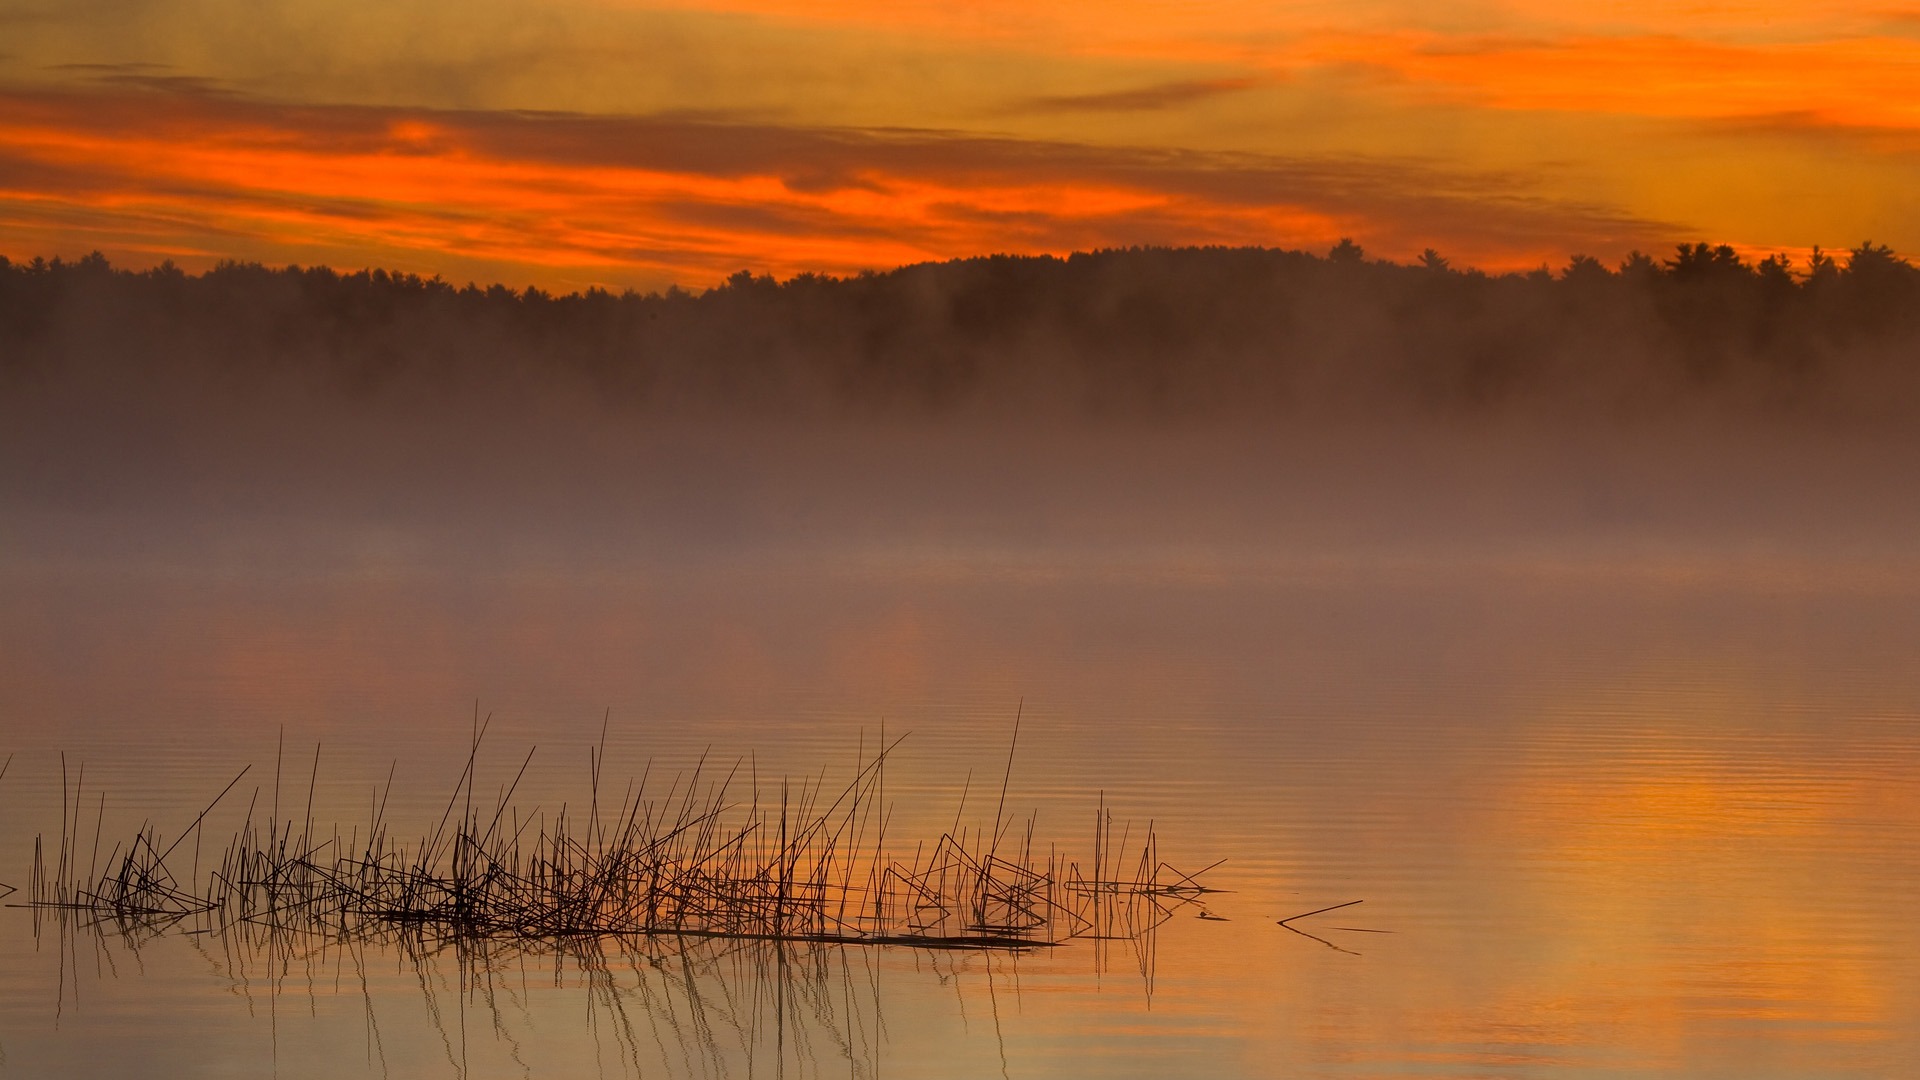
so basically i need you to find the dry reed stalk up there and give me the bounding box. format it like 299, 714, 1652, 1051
13, 731, 1217, 955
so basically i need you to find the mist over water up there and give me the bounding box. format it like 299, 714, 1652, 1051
7, 244, 1919, 584
3, 248, 1920, 1078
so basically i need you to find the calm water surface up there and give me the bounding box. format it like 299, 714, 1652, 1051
3, 426, 1918, 1078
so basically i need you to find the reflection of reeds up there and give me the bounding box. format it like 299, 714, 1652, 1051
0, 752, 12, 899
150, 914, 972, 1080
18, 727, 1214, 954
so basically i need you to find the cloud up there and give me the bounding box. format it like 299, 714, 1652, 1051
93, 73, 239, 97
0, 83, 1683, 288
1878, 8, 1920, 33
1004, 77, 1261, 115
1292, 30, 1920, 130
1699, 110, 1920, 151
47, 60, 172, 72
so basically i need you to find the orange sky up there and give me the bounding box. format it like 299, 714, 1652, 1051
1, 0, 1916, 290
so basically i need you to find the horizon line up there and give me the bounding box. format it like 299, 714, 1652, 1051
5, 239, 1910, 300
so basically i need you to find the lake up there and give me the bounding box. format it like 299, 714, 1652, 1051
2, 420, 1917, 1078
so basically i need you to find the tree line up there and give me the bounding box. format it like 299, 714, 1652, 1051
3, 242, 1916, 420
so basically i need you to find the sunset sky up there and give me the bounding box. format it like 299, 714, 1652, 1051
2, 0, 1916, 290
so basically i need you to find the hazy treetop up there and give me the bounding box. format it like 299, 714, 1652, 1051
4, 242, 1917, 423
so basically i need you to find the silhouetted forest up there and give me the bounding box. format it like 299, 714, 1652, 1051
4, 242, 1918, 421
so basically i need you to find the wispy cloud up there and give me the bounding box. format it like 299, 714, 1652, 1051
47, 61, 173, 73
1004, 77, 1261, 115
97, 73, 240, 97
51, 58, 240, 98
1290, 30, 1920, 130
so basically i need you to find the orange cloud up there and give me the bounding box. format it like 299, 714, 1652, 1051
0, 86, 1676, 289
1285, 31, 1920, 130
1002, 77, 1264, 116
5, 2, 1915, 284
630, 2, 1920, 132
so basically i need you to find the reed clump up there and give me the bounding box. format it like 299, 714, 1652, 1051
17, 729, 1216, 951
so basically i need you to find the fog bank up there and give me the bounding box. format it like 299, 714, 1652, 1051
5, 244, 1918, 579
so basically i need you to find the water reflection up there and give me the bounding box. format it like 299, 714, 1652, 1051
26, 908, 1102, 1080
2, 539, 1919, 1076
